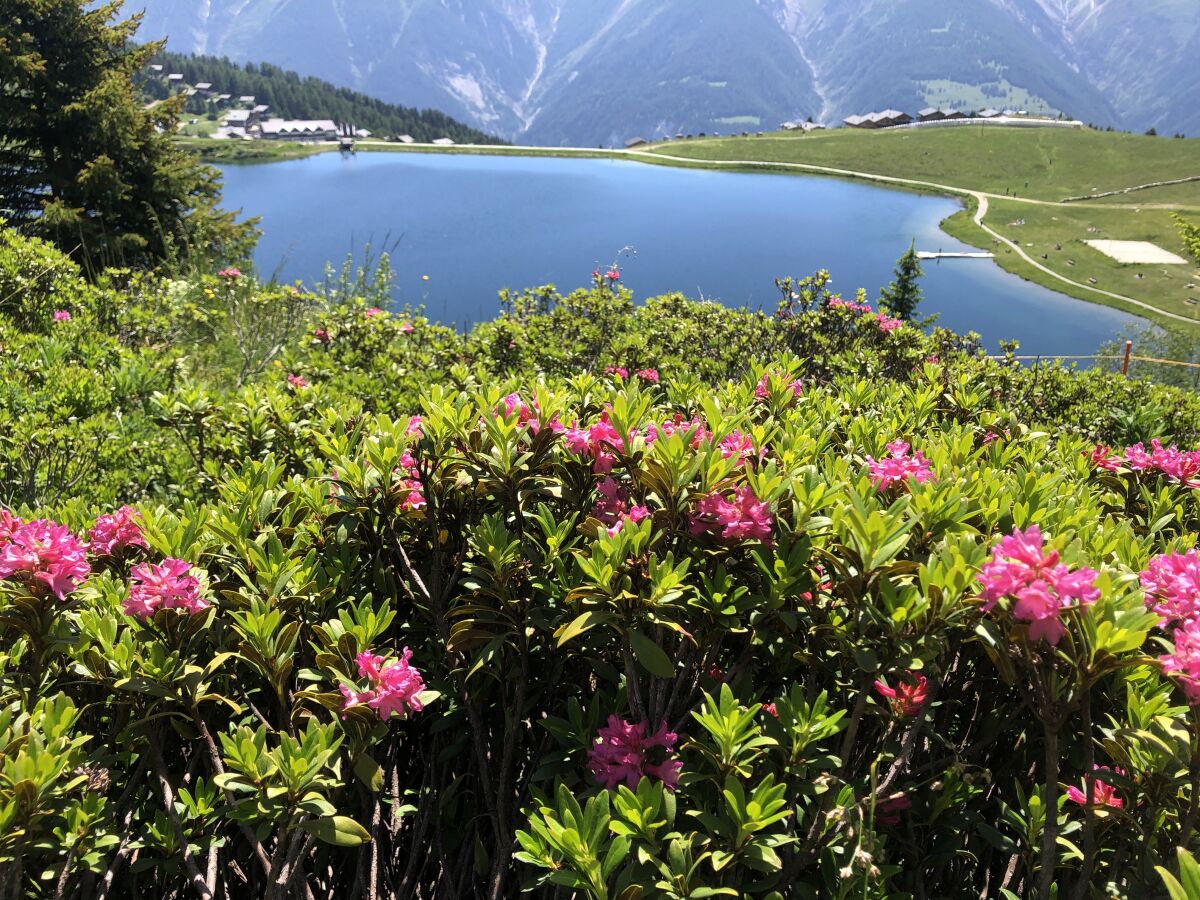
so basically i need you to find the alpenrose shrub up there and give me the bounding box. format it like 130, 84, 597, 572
5, 360, 1200, 899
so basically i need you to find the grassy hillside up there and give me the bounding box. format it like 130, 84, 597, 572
644, 127, 1200, 324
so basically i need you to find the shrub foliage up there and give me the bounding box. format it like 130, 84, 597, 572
4, 230, 1200, 898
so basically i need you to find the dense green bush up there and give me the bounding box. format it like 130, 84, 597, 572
6, 226, 1200, 898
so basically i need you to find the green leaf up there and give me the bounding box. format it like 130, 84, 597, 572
354, 753, 384, 791
628, 629, 674, 678
556, 611, 611, 647
300, 815, 373, 846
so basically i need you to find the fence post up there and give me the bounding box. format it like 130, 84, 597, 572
1122, 340, 1133, 376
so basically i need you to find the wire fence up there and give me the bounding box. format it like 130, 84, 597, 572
987, 342, 1200, 375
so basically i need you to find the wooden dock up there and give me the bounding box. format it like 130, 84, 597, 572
917, 251, 995, 260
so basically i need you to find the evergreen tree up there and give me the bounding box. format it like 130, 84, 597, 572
0, 0, 255, 272
879, 242, 925, 321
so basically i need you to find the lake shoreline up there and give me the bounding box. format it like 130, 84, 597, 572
189, 137, 1183, 327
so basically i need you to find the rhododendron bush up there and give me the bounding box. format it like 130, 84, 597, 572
5, 362, 1200, 900
8, 227, 1200, 897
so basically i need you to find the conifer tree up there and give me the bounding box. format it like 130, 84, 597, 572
0, 0, 255, 272
880, 242, 925, 321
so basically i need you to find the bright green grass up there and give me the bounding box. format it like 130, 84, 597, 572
645, 127, 1200, 202
645, 127, 1200, 325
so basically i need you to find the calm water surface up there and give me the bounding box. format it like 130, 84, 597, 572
218, 152, 1140, 355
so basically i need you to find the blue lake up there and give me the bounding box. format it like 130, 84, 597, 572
218, 151, 1141, 355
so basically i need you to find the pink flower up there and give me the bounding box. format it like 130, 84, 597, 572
313, 328, 332, 345
1099, 440, 1200, 486
0, 509, 24, 545
564, 413, 626, 474
719, 431, 759, 464
645, 414, 710, 448
755, 371, 803, 402
394, 448, 425, 510
874, 673, 930, 717
606, 269, 621, 282
591, 478, 650, 535
977, 525, 1099, 645
217, 267, 242, 279
405, 415, 424, 437
689, 485, 774, 546
365, 306, 385, 318
1088, 445, 1122, 472
399, 321, 414, 334
587, 716, 680, 791
604, 366, 629, 378
1064, 765, 1124, 809
123, 558, 206, 618
1161, 619, 1200, 704
875, 794, 912, 826
88, 506, 147, 558
865, 441, 936, 490
876, 314, 903, 333
1141, 550, 1200, 625
0, 520, 91, 600
340, 647, 426, 720
829, 296, 873, 314
707, 664, 724, 681
635, 368, 660, 384
287, 374, 309, 389
53, 310, 71, 322
762, 702, 779, 718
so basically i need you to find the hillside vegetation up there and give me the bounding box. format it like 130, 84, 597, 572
7, 218, 1200, 896
149, 52, 504, 145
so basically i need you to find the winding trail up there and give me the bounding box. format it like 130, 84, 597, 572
354, 139, 1198, 325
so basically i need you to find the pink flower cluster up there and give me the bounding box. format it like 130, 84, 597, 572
88, 506, 147, 557
689, 485, 774, 546
1089, 440, 1200, 487
1141, 550, 1200, 703
719, 430, 761, 464
365, 306, 385, 318
53, 309, 72, 322
977, 525, 1099, 645
604, 366, 629, 378
565, 412, 625, 474
829, 297, 903, 333
636, 368, 660, 384
591, 478, 650, 536
499, 393, 564, 436
587, 715, 681, 791
217, 267, 242, 279
123, 558, 207, 619
340, 648, 426, 721
0, 518, 91, 600
287, 373, 310, 389
865, 441, 936, 491
645, 414, 710, 449
313, 328, 332, 345
874, 672, 930, 717
755, 371, 803, 403
1065, 765, 1124, 809
1141, 550, 1200, 624
395, 448, 426, 511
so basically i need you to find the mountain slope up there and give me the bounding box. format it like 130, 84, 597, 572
150, 51, 504, 144
131, 0, 1200, 143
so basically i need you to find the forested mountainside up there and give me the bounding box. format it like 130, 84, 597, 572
149, 51, 505, 144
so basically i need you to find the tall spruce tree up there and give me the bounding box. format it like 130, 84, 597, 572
879, 241, 925, 321
0, 0, 255, 272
